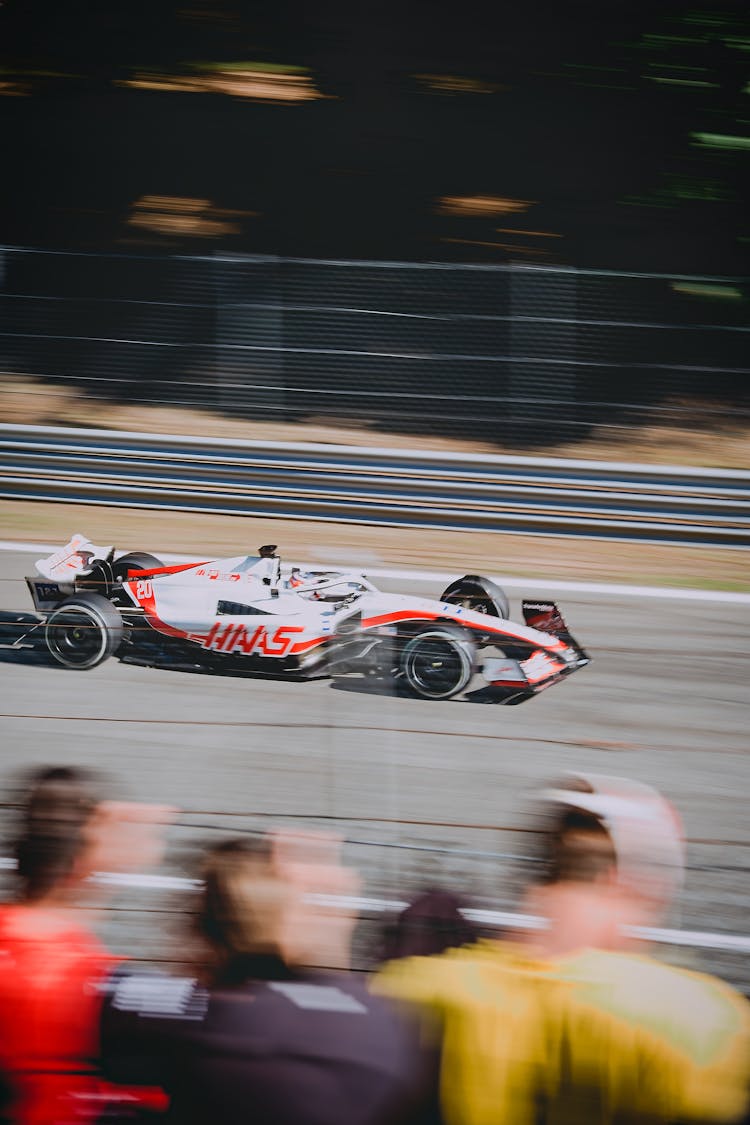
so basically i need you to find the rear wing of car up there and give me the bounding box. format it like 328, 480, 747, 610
35, 534, 114, 581
28, 534, 115, 613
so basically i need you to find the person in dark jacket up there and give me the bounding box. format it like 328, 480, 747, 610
100, 836, 439, 1125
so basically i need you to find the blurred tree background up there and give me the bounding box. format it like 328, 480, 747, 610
1, 0, 747, 272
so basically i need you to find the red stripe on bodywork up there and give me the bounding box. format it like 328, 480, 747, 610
362, 610, 440, 628
127, 584, 192, 640
488, 669, 564, 688
488, 676, 562, 690
362, 608, 567, 652
127, 561, 209, 578
290, 635, 328, 655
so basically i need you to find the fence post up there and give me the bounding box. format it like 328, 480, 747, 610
508, 264, 579, 444
214, 253, 286, 419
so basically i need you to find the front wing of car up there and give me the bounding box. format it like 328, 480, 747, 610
482, 646, 589, 700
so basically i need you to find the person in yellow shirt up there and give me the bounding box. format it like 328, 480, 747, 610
374, 773, 750, 1125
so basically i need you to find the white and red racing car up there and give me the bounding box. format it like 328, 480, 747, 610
22, 534, 589, 703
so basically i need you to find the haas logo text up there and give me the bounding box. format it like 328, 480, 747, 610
201, 622, 305, 656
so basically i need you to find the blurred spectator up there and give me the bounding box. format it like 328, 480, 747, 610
381, 890, 478, 962
0, 766, 171, 1124
374, 772, 750, 1124
99, 834, 439, 1125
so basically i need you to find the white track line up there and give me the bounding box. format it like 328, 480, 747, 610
1, 540, 748, 603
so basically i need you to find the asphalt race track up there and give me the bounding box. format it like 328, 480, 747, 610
0, 547, 748, 989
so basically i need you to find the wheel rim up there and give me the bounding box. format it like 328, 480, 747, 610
406, 636, 468, 698
47, 608, 106, 668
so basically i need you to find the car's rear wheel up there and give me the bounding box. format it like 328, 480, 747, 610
400, 624, 475, 700
45, 593, 123, 670
112, 552, 164, 584
440, 575, 510, 620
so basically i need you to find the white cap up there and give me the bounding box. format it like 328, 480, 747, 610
540, 772, 686, 908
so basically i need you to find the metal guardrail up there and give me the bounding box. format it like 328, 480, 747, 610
2, 857, 747, 955
0, 424, 748, 547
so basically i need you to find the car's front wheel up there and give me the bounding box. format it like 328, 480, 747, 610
45, 593, 123, 670
400, 624, 475, 700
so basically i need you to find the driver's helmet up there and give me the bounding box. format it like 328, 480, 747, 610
288, 568, 305, 589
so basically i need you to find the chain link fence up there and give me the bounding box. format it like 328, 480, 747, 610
2, 247, 748, 446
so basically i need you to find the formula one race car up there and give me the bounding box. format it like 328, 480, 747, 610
20, 535, 590, 703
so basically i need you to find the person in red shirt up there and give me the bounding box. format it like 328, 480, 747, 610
0, 767, 170, 1124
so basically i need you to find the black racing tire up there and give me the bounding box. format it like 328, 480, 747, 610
400, 624, 476, 701
440, 575, 510, 621
45, 593, 124, 670
112, 552, 164, 584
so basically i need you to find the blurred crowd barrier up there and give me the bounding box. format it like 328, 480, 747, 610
1, 247, 748, 447
1, 805, 749, 994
